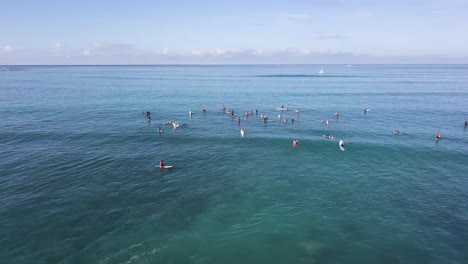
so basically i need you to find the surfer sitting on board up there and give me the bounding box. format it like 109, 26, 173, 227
159, 160, 164, 168
393, 130, 403, 135
324, 134, 334, 139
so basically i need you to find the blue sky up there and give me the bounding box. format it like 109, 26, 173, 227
1, 0, 468, 64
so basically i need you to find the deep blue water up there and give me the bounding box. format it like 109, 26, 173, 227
1, 64, 467, 264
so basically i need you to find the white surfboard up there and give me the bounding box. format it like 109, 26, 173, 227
156, 165, 173, 169
276, 107, 288, 111
323, 135, 334, 139
339, 140, 345, 151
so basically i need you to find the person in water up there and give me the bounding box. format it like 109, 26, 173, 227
292, 139, 299, 147
465, 120, 468, 127
393, 130, 402, 135
159, 160, 164, 168
147, 116, 151, 122
340, 141, 345, 148
158, 127, 163, 133
435, 133, 441, 140
335, 111, 340, 118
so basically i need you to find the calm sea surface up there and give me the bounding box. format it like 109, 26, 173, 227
1, 65, 467, 264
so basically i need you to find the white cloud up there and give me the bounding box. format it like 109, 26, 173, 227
2, 45, 14, 52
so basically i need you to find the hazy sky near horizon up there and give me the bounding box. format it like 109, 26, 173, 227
1, 0, 468, 64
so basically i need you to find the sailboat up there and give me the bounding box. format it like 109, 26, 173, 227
319, 65, 325, 74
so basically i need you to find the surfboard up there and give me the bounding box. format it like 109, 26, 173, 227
323, 135, 334, 139
339, 140, 345, 151
276, 107, 288, 111
156, 165, 173, 169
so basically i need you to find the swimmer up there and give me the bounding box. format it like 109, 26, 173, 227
393, 130, 403, 135
326, 120, 329, 125
202, 107, 206, 112
147, 116, 151, 122
291, 118, 295, 123
465, 120, 468, 127
240, 128, 245, 137
189, 110, 192, 116
237, 117, 241, 124
435, 133, 441, 141
292, 139, 298, 147
335, 111, 340, 118
278, 114, 282, 119
157, 127, 163, 133
283, 118, 288, 123
364, 109, 370, 114
255, 109, 258, 115
295, 109, 301, 114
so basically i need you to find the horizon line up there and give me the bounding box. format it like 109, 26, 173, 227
2, 63, 468, 67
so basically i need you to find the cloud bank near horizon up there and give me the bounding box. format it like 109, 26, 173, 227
2, 42, 466, 65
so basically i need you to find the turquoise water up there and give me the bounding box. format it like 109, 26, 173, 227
1, 65, 467, 264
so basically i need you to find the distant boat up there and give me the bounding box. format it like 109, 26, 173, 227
319, 65, 325, 74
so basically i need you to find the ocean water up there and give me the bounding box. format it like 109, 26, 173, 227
1, 64, 467, 264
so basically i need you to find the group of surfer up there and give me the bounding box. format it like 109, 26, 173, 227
147, 107, 465, 169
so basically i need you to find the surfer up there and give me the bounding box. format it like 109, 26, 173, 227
292, 139, 299, 147
393, 130, 403, 135
291, 118, 295, 123
255, 109, 258, 116
147, 116, 151, 122
465, 120, 468, 127
283, 118, 288, 123
157, 127, 163, 133
335, 111, 340, 118
189, 110, 192, 116
159, 160, 164, 169
237, 117, 241, 124
202, 107, 206, 112
435, 133, 441, 141
324, 134, 334, 139
263, 117, 269, 122
340, 141, 345, 148
364, 109, 369, 114
240, 128, 245, 137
